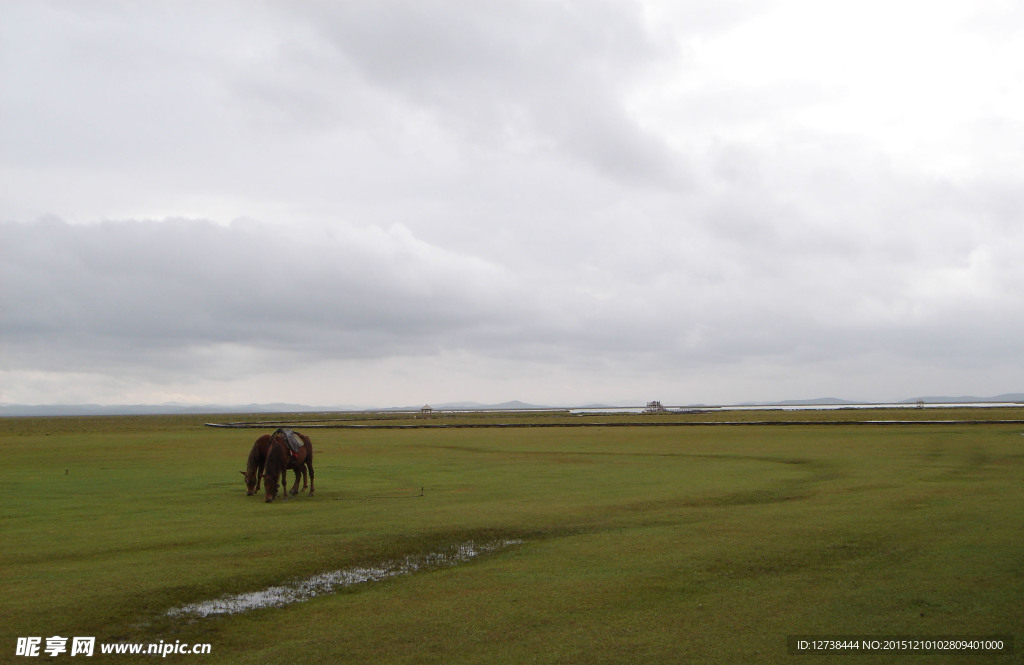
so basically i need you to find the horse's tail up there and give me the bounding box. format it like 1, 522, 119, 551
300, 433, 313, 463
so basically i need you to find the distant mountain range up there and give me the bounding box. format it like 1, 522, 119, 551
898, 393, 1024, 404
0, 402, 338, 417
385, 400, 552, 411
746, 397, 860, 406
744, 394, 1024, 406
2, 395, 1022, 417
0, 400, 556, 417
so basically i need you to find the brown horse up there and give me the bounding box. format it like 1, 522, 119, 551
262, 428, 315, 503
240, 434, 271, 495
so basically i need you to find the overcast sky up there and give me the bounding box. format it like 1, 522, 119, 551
2, 0, 1023, 408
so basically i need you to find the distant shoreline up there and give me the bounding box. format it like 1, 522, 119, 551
3, 396, 1023, 418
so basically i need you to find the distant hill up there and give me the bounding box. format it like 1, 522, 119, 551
770, 397, 861, 406
744, 394, 1024, 407
899, 393, 1024, 404
0, 402, 342, 417
393, 400, 554, 411
736, 397, 862, 407
3, 394, 1022, 417
0, 400, 555, 417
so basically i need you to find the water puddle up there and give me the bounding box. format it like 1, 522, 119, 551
167, 539, 522, 618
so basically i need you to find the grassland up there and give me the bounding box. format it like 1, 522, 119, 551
2, 409, 1022, 663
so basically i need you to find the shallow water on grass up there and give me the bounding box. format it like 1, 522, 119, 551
167, 539, 522, 618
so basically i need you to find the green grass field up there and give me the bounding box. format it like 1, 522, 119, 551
2, 410, 1022, 663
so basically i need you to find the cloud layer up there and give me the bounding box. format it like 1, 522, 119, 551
2, 0, 1023, 406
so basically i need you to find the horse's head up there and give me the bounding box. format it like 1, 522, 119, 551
241, 470, 258, 495
262, 472, 278, 503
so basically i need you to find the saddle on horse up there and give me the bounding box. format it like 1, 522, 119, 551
275, 428, 305, 459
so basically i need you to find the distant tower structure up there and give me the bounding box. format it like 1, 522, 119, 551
644, 400, 668, 414
420, 404, 433, 418
916, 399, 925, 409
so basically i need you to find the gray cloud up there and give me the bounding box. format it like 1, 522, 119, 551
298, 0, 678, 181
2, 0, 1023, 406
1, 218, 523, 371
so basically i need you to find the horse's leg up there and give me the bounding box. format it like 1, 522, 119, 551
289, 467, 301, 496
256, 462, 264, 492
307, 460, 315, 496
300, 465, 308, 492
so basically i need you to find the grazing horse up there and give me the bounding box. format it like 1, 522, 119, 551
240, 434, 271, 495
262, 428, 315, 503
